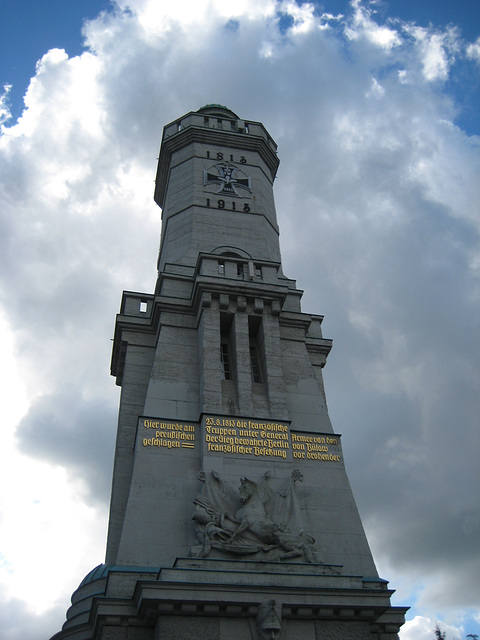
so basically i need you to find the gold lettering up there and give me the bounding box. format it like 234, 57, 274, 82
306, 444, 328, 452
254, 447, 287, 459
144, 420, 160, 429
306, 451, 340, 462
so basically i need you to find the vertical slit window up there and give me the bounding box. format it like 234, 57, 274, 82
220, 313, 235, 381
220, 343, 231, 380
250, 346, 262, 383
248, 316, 265, 384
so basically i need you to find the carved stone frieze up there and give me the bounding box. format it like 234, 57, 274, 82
192, 470, 318, 563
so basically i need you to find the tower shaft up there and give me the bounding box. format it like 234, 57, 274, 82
53, 106, 407, 640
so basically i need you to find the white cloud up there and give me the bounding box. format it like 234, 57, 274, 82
404, 24, 461, 82
279, 1, 316, 34
0, 84, 12, 126
0, 458, 106, 612
400, 616, 462, 640
345, 0, 400, 49
366, 77, 385, 98
1, 1, 479, 638
110, 0, 278, 39
466, 36, 480, 63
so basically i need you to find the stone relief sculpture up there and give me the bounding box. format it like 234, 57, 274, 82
192, 469, 318, 563
256, 600, 282, 640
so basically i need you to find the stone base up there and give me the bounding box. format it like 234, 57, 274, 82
52, 559, 407, 640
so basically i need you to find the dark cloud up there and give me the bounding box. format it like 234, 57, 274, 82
0, 586, 64, 640
16, 390, 117, 504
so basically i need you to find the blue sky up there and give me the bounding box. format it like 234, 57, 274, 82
1, 1, 107, 117
1, 2, 479, 640
2, 1, 480, 134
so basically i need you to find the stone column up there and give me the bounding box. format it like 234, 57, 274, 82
262, 310, 288, 419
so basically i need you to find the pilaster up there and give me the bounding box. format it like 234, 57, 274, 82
262, 308, 289, 420
232, 311, 254, 416
198, 298, 222, 414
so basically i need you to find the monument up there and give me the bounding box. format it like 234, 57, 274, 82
52, 105, 407, 639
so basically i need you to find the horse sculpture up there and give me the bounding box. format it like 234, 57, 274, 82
192, 471, 318, 563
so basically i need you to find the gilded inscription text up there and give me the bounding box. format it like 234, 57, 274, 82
141, 419, 196, 450
291, 432, 340, 462
204, 416, 290, 459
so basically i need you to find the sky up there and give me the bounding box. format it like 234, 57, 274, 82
0, 1, 479, 639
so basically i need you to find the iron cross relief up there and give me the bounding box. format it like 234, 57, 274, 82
203, 162, 252, 197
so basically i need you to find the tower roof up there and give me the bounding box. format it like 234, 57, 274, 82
197, 104, 239, 119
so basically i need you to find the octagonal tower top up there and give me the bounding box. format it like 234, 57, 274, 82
154, 106, 279, 209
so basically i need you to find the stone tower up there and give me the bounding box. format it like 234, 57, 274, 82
52, 105, 407, 640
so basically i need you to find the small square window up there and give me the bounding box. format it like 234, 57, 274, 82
139, 301, 147, 313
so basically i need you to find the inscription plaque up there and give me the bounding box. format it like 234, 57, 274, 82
139, 417, 197, 450
203, 415, 290, 459
137, 415, 342, 464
